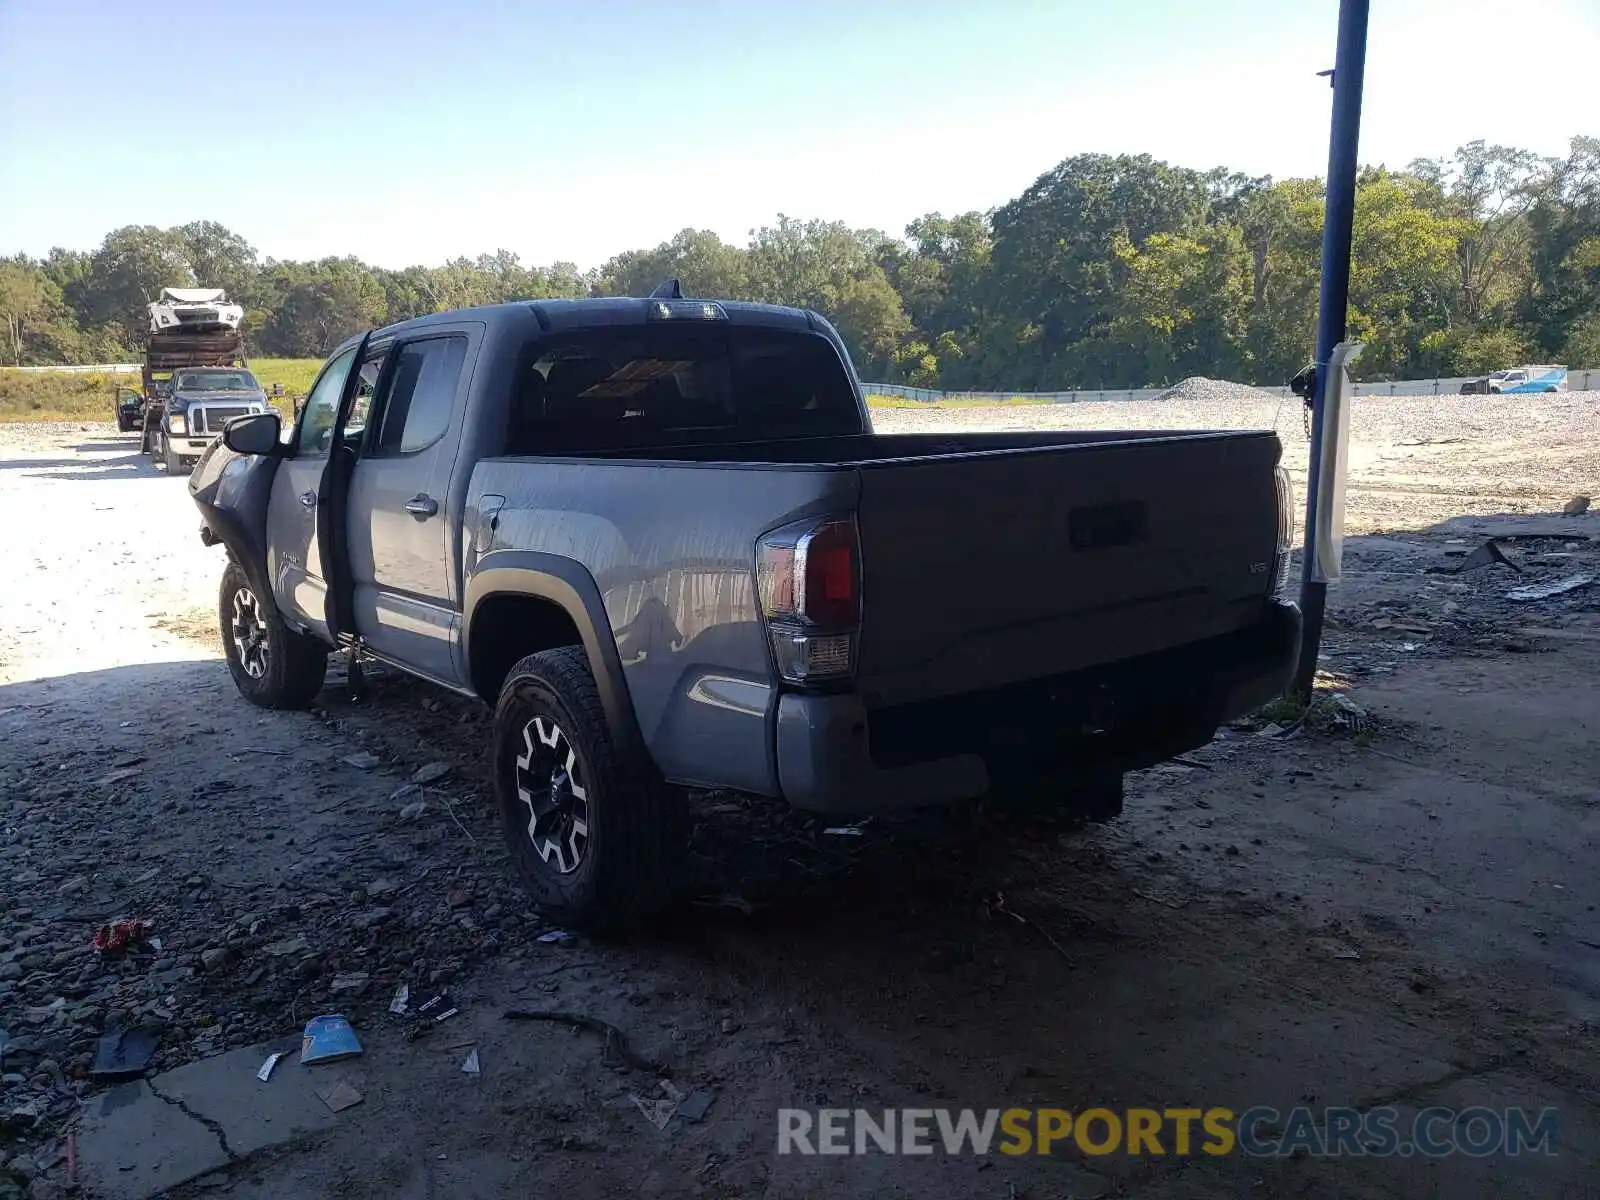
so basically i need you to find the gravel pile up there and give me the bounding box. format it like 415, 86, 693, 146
1151, 375, 1288, 405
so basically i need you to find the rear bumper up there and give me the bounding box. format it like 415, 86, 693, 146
776, 600, 1301, 814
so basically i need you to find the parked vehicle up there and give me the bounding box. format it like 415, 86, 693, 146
139, 316, 251, 469
114, 386, 144, 432
1461, 365, 1567, 394
148, 366, 270, 473
189, 289, 1301, 928
147, 287, 244, 335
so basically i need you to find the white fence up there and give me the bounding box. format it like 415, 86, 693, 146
11, 363, 141, 374
866, 369, 1600, 403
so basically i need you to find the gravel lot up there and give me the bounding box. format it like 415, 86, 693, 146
876, 381, 1600, 534
1, 397, 1597, 1199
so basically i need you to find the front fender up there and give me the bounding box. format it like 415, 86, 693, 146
188, 442, 284, 627
464, 551, 642, 750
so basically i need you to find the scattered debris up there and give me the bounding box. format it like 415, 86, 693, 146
404, 991, 460, 1040
318, 1082, 363, 1113
822, 825, 865, 836
460, 1048, 480, 1075
1507, 574, 1595, 602
1435, 538, 1522, 575
1563, 495, 1591, 517
301, 1015, 363, 1064
340, 751, 380, 771
504, 1009, 663, 1074
330, 972, 370, 993
631, 1081, 682, 1130
411, 761, 451, 785
95, 765, 143, 787
89, 1027, 160, 1081
256, 1051, 287, 1082
398, 800, 427, 822
984, 892, 1075, 967
92, 919, 150, 955
536, 929, 577, 945
263, 936, 310, 957
1309, 692, 1371, 735
630, 1080, 716, 1129
389, 983, 410, 1015
1312, 939, 1362, 962
676, 1087, 717, 1123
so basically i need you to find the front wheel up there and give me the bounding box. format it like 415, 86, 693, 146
218, 560, 328, 709
163, 436, 186, 474
492, 647, 685, 930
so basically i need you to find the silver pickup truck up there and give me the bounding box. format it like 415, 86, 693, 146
189, 289, 1300, 928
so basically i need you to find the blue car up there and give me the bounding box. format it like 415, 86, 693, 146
1488, 365, 1567, 394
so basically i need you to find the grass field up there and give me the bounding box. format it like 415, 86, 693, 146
0, 359, 324, 422
2, 361, 983, 422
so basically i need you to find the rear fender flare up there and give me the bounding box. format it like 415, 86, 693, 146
463, 552, 643, 751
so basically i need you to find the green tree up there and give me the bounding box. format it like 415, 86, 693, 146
0, 261, 48, 365
596, 229, 749, 299
80, 226, 195, 337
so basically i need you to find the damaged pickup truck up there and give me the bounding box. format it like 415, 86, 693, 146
188, 288, 1300, 928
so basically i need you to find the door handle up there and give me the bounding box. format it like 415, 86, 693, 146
299, 491, 317, 508
405, 494, 440, 519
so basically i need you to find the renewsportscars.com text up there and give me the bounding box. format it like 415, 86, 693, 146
777, 1106, 1560, 1158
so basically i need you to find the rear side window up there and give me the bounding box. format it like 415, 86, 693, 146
506, 326, 859, 453
372, 336, 467, 455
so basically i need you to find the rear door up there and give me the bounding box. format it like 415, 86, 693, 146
265, 346, 357, 639
345, 332, 472, 682
850, 432, 1284, 709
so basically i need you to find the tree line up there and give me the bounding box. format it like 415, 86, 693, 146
2, 136, 1595, 388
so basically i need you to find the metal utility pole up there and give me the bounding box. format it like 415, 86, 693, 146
1292, 0, 1371, 701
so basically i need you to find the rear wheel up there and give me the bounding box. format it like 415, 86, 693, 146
492, 647, 685, 929
218, 560, 328, 709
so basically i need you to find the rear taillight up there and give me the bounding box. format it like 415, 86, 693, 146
756, 516, 860, 684
1273, 467, 1294, 591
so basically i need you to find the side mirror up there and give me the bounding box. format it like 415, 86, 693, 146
222, 411, 283, 456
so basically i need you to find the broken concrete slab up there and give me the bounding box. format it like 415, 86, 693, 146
75, 1041, 338, 1200
1436, 513, 1598, 540
75, 1080, 226, 1200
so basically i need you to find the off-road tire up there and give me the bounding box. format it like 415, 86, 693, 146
219, 560, 328, 709
493, 647, 685, 930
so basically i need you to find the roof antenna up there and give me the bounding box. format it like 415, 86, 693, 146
649, 279, 684, 299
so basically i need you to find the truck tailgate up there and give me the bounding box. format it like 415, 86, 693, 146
852, 431, 1283, 709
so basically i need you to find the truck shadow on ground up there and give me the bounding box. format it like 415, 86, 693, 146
6, 506, 1597, 1199
11, 453, 174, 482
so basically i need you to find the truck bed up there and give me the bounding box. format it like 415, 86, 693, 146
538, 428, 1261, 466
483, 426, 1283, 715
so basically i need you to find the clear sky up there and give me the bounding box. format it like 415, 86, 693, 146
2, 0, 1595, 270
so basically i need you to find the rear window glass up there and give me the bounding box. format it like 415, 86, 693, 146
506, 326, 860, 453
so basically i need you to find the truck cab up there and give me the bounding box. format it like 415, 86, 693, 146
150, 367, 271, 474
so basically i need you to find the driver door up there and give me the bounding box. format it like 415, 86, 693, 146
266, 346, 356, 640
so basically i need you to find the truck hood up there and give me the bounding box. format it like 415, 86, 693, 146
170, 390, 268, 408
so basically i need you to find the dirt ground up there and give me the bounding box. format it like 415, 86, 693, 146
1, 397, 1598, 1200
